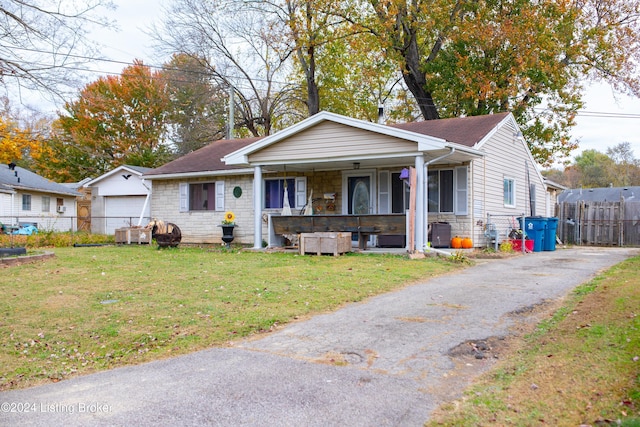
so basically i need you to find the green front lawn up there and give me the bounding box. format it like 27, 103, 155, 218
0, 245, 460, 390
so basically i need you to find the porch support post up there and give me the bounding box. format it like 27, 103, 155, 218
415, 154, 426, 252
253, 166, 263, 249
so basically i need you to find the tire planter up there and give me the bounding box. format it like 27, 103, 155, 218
0, 247, 27, 257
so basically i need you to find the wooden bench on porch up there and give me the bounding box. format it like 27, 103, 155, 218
270, 214, 406, 250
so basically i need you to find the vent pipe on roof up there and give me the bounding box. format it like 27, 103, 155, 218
377, 105, 384, 124
8, 162, 16, 170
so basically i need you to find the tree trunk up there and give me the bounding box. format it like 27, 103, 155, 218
389, 5, 440, 120
401, 68, 439, 120
306, 45, 320, 115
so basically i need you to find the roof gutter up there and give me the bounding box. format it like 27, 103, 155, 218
426, 146, 456, 167
143, 168, 255, 180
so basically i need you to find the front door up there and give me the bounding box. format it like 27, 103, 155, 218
349, 177, 370, 215
343, 171, 376, 245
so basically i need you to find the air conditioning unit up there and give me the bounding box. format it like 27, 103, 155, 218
57, 206, 67, 213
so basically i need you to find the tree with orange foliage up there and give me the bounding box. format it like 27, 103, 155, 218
341, 0, 640, 165
39, 61, 173, 181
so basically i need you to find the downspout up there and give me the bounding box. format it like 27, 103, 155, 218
137, 179, 152, 226
11, 192, 15, 227
423, 147, 456, 257
253, 166, 263, 249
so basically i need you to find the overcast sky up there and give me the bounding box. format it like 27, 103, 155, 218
87, 0, 640, 166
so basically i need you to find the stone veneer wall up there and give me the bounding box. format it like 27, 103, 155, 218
150, 175, 255, 245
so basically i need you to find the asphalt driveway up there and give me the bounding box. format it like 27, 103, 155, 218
1, 247, 637, 426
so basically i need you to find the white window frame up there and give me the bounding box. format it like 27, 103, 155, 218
428, 167, 468, 215
504, 177, 516, 208
378, 170, 390, 214
454, 166, 468, 215
22, 194, 32, 211
179, 181, 225, 212
263, 177, 307, 210
42, 196, 51, 213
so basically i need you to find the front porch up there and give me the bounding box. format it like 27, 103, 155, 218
269, 213, 407, 250
220, 112, 484, 252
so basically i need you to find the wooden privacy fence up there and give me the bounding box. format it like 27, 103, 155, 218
556, 200, 640, 246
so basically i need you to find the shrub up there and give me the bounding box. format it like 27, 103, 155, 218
0, 232, 114, 248
499, 240, 514, 252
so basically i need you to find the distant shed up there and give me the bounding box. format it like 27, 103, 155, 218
558, 186, 640, 203
556, 186, 640, 246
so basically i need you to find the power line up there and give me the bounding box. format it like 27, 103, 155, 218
576, 111, 640, 119
5, 45, 296, 89
7, 47, 640, 121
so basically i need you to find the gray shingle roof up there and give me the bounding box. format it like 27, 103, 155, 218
0, 164, 80, 196
391, 112, 510, 147
558, 186, 640, 203
144, 138, 262, 176
144, 113, 510, 176
124, 165, 154, 174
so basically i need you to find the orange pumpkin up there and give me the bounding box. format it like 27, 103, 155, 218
451, 236, 462, 249
462, 237, 473, 249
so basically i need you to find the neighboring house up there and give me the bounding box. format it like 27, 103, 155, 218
144, 111, 549, 250
0, 163, 80, 232
84, 165, 153, 234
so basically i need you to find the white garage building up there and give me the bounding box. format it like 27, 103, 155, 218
84, 165, 152, 235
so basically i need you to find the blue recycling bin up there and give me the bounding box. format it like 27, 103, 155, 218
544, 217, 559, 251
520, 217, 546, 252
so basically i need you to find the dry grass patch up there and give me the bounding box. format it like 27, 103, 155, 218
427, 255, 640, 427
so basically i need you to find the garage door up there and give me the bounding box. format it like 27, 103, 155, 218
105, 196, 149, 234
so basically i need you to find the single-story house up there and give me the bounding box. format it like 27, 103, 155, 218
83, 165, 153, 234
0, 163, 80, 232
143, 111, 550, 251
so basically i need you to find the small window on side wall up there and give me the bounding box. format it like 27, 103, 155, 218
504, 178, 516, 207
22, 194, 31, 211
42, 196, 50, 212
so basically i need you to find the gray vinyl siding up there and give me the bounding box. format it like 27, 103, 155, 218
471, 122, 547, 245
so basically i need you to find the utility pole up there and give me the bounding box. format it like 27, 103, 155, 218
227, 86, 235, 140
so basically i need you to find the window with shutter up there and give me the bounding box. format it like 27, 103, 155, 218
455, 166, 468, 215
